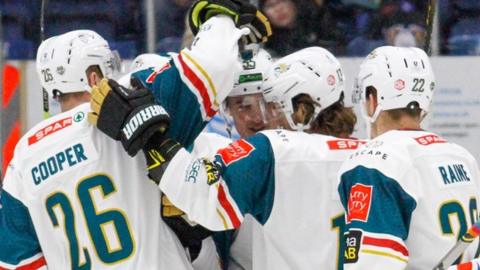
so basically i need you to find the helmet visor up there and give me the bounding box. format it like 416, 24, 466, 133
104, 50, 123, 79
224, 93, 271, 137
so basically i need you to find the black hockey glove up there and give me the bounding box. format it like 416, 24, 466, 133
88, 78, 170, 156
188, 0, 272, 44
161, 194, 212, 256
142, 134, 183, 183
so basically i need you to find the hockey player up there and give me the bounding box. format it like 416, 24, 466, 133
0, 29, 195, 269
90, 46, 360, 269
337, 46, 480, 270
111, 38, 273, 270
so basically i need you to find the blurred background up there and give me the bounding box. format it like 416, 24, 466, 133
1, 0, 480, 59
0, 0, 480, 174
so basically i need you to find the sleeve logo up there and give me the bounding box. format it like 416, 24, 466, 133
327, 139, 366, 150
217, 140, 255, 166
347, 184, 373, 222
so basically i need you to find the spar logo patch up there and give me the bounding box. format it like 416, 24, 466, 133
327, 139, 366, 150
414, 134, 446, 146
217, 140, 255, 165
28, 117, 73, 145
347, 184, 373, 222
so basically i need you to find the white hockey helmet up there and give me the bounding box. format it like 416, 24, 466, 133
129, 53, 170, 73
118, 53, 170, 87
36, 30, 121, 98
262, 46, 345, 131
220, 48, 272, 138
352, 46, 435, 123
229, 48, 273, 97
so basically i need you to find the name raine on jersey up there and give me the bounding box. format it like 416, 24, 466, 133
122, 105, 167, 139
438, 163, 471, 185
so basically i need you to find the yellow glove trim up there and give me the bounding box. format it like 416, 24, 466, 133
147, 149, 166, 170
87, 112, 98, 126
191, 1, 209, 29
256, 10, 272, 37
162, 195, 185, 217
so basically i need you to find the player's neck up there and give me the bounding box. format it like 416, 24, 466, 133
59, 92, 91, 112
60, 100, 87, 112
371, 114, 421, 138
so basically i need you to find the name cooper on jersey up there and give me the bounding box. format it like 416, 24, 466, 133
31, 143, 88, 185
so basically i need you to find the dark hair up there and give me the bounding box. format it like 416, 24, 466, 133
292, 93, 357, 138
85, 65, 104, 79
309, 95, 357, 138
55, 65, 104, 100
366, 86, 422, 120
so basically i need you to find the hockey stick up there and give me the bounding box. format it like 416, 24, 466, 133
424, 0, 437, 55
433, 219, 480, 270
41, 0, 50, 119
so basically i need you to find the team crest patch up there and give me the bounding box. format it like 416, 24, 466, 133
327, 74, 336, 86
394, 79, 405, 90
28, 117, 73, 145
347, 184, 373, 222
217, 140, 255, 166
202, 158, 221, 185
414, 134, 446, 146
327, 139, 365, 150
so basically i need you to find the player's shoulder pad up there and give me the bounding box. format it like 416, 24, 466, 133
18, 103, 90, 152
260, 129, 366, 162
130, 58, 174, 89
191, 132, 232, 157
405, 130, 476, 162
340, 131, 413, 181
215, 132, 272, 167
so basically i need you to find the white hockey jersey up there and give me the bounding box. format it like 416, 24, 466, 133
160, 129, 365, 269
338, 130, 480, 270
1, 103, 192, 269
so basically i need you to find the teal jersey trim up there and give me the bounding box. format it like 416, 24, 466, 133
214, 133, 275, 224
132, 63, 207, 147
212, 230, 235, 269
338, 165, 417, 240
212, 133, 276, 269
0, 190, 42, 265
